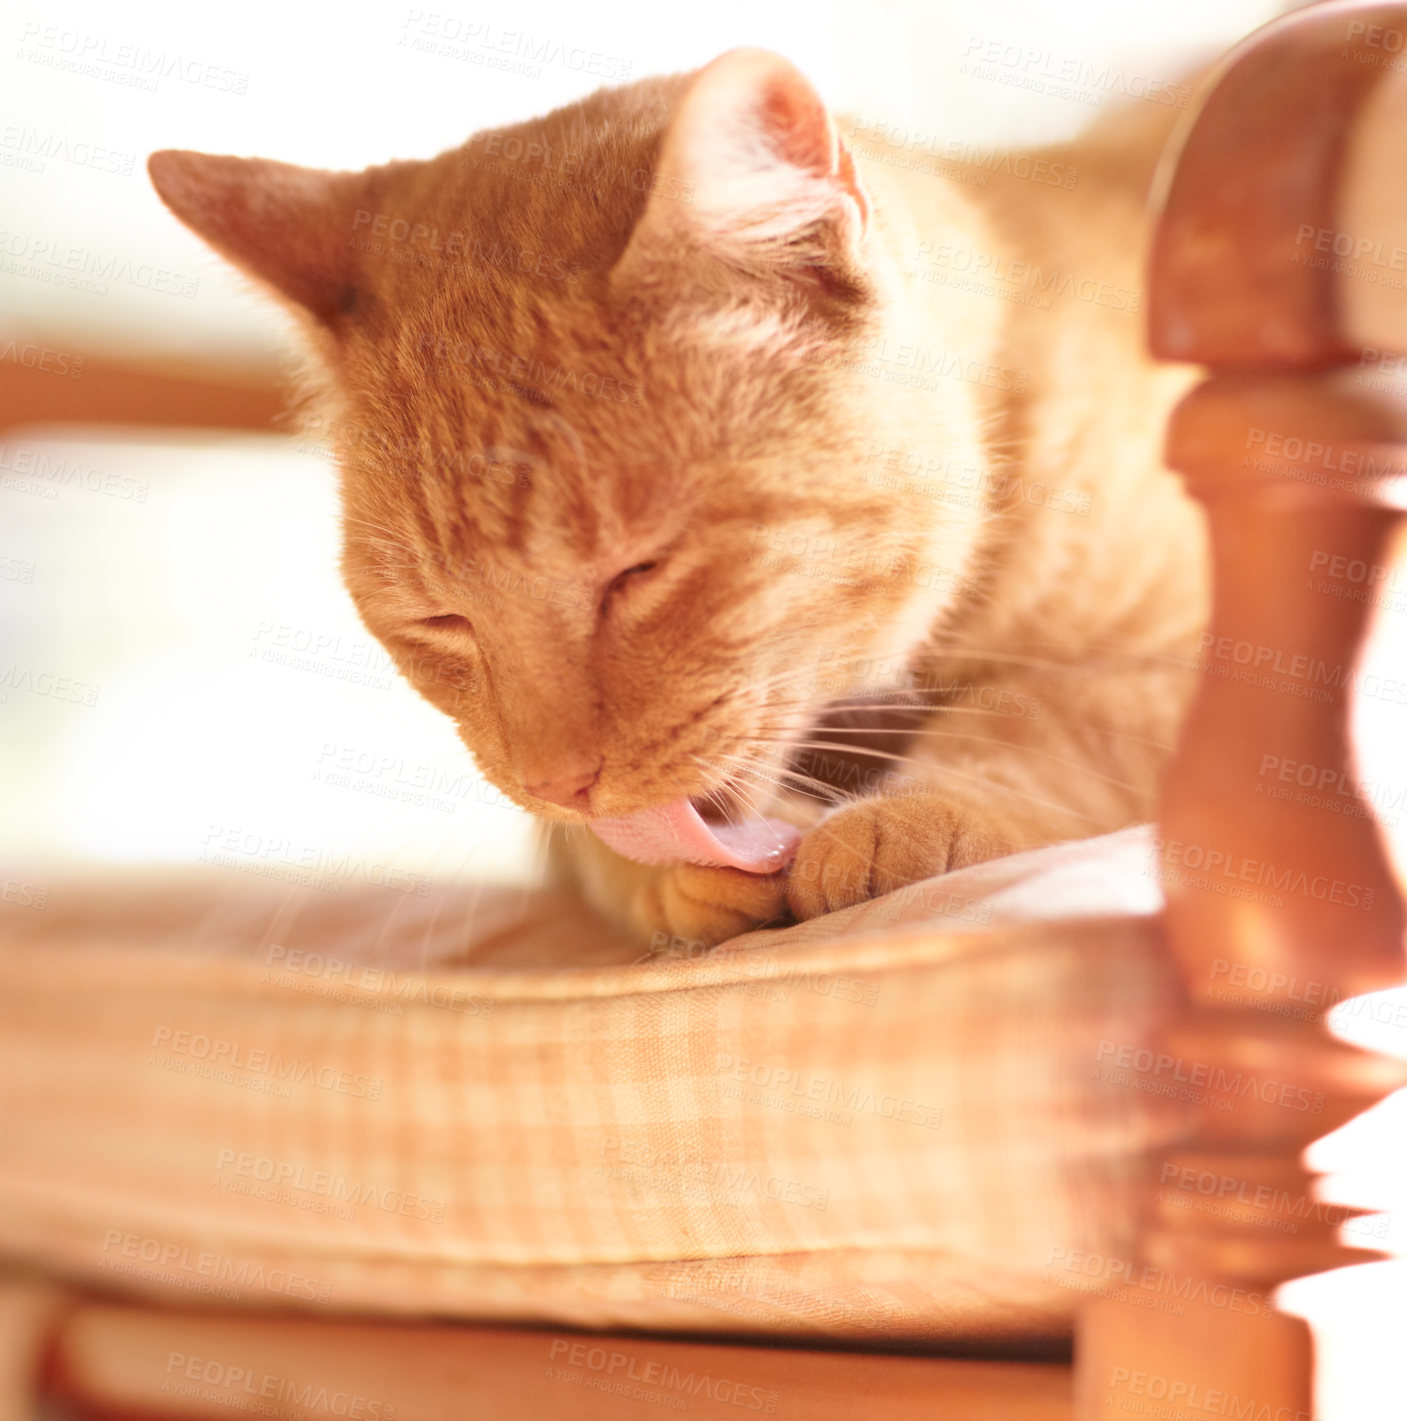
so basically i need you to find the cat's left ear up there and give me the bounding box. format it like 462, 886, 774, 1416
613, 48, 871, 295
148, 150, 369, 328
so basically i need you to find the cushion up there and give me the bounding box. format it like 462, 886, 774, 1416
0, 827, 1184, 1348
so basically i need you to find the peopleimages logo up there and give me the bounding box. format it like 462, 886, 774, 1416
350, 208, 580, 282
150, 1026, 384, 1100
397, 11, 633, 82
164, 1354, 396, 1419
15, 22, 251, 94
1209, 958, 1339, 1009
1293, 221, 1407, 272
1, 878, 48, 910
958, 36, 1192, 108
597, 1137, 830, 1212
847, 117, 1079, 188
1104, 1367, 1326, 1419
264, 944, 495, 1018
0, 229, 199, 297
910, 239, 1141, 311
200, 825, 432, 897
1153, 834, 1376, 913
715, 1054, 943, 1129
1244, 425, 1407, 478
1, 124, 137, 177
1154, 1161, 1389, 1240
546, 1339, 777, 1413
0, 340, 84, 377
0, 444, 147, 500
1045, 1247, 1275, 1318
466, 131, 692, 203
0, 664, 101, 706
101, 1231, 331, 1303
213, 1148, 447, 1223
1095, 1040, 1324, 1115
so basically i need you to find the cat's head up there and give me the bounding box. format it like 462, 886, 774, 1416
151, 49, 988, 829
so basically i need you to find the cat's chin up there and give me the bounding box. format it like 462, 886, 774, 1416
588, 796, 800, 874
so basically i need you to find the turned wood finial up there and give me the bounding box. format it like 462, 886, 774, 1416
1080, 5, 1407, 1413
1150, 0, 1407, 1005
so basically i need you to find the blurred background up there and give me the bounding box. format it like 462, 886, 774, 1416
3, 0, 1404, 1412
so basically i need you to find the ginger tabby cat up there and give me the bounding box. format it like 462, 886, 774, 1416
150, 49, 1206, 948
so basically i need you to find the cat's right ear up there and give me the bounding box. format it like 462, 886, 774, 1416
148, 151, 367, 327
612, 49, 871, 298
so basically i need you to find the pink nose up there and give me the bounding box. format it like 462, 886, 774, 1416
526, 766, 601, 809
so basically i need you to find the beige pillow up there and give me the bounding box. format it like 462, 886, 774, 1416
0, 829, 1181, 1347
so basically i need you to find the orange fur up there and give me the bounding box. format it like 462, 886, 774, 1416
149, 49, 1206, 948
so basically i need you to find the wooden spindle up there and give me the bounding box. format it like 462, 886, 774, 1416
1078, 4, 1407, 1413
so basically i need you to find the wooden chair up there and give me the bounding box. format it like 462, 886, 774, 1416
1080, 1, 1407, 1409
7, 4, 1406, 1415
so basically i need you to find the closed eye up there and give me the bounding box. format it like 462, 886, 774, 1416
419, 613, 473, 631
605, 561, 659, 600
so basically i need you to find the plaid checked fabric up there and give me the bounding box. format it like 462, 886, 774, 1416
0, 829, 1184, 1346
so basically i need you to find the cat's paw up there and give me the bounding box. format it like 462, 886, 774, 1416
557, 826, 791, 950
630, 861, 791, 949
786, 794, 1019, 920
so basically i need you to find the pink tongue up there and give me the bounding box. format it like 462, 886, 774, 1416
590, 797, 800, 873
